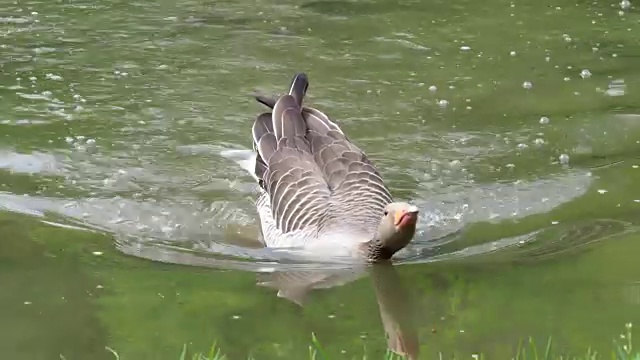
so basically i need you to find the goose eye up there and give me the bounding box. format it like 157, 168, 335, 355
383, 210, 389, 216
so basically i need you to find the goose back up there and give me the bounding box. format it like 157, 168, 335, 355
251, 73, 393, 247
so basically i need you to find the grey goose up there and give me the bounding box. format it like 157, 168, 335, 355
250, 72, 419, 262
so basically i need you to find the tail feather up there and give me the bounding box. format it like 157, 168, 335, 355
255, 94, 276, 109
272, 95, 307, 140
252, 113, 273, 148
303, 108, 343, 134
256, 132, 277, 165
287, 72, 309, 107
250, 72, 321, 188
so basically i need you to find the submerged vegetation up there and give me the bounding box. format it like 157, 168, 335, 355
104, 324, 640, 360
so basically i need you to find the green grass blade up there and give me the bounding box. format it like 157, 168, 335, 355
105, 346, 120, 360
544, 337, 553, 360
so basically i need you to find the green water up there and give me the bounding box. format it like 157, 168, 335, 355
2, 0, 640, 358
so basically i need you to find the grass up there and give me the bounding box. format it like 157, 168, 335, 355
105, 323, 640, 360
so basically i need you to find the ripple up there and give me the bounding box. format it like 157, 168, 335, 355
0, 150, 66, 176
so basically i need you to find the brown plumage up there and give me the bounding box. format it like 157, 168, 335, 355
250, 72, 419, 262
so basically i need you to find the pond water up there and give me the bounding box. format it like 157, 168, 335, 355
1, 0, 640, 358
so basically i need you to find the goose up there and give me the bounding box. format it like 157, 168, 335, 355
249, 72, 419, 262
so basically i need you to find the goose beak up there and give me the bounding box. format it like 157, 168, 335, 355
394, 206, 419, 228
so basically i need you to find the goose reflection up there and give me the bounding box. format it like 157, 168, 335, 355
257, 263, 419, 359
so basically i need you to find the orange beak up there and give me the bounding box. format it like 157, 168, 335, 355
394, 207, 419, 228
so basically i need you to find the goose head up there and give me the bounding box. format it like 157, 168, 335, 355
366, 202, 419, 261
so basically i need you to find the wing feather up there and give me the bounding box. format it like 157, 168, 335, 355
250, 72, 393, 240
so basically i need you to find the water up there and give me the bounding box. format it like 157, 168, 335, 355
1, 0, 640, 358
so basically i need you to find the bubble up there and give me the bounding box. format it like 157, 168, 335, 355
517, 143, 528, 149
580, 69, 592, 79
562, 34, 572, 42
522, 81, 533, 89
559, 153, 570, 164
510, 51, 517, 56
460, 45, 471, 51
45, 73, 63, 81
429, 85, 437, 92
534, 138, 545, 145
621, 0, 631, 9
539, 116, 550, 124
437, 99, 449, 108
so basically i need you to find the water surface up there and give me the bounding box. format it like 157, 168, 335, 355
1, 0, 640, 358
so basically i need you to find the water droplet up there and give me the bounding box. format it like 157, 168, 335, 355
580, 69, 592, 78
510, 51, 517, 56
460, 45, 471, 51
597, 189, 608, 194
517, 143, 528, 149
621, 0, 631, 9
429, 85, 437, 92
559, 153, 570, 164
539, 116, 550, 124
522, 81, 533, 89
534, 138, 545, 145
437, 99, 449, 107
